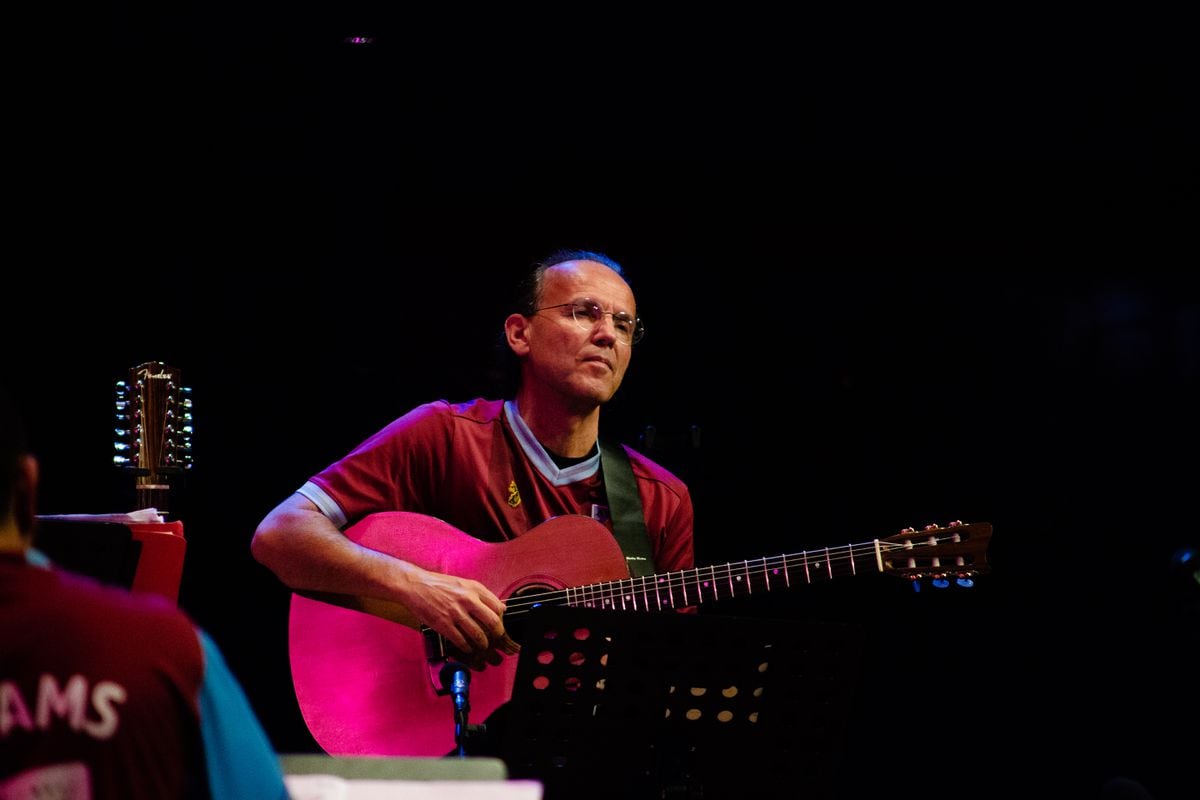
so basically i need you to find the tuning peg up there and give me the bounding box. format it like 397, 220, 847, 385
931, 577, 950, 589
955, 577, 975, 588
923, 523, 940, 531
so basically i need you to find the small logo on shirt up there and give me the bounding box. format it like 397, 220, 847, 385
507, 480, 522, 508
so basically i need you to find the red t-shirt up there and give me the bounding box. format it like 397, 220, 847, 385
1, 558, 201, 798
1, 556, 288, 800
301, 398, 694, 575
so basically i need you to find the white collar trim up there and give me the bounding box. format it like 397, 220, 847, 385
504, 399, 599, 487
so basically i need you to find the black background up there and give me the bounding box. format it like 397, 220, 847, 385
9, 5, 1198, 799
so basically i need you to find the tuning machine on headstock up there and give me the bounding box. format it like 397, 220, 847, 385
114, 361, 193, 511
879, 520, 992, 592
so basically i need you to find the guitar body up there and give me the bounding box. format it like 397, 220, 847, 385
288, 511, 631, 756
289, 512, 993, 757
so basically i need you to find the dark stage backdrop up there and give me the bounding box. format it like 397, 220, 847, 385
9, 7, 1198, 800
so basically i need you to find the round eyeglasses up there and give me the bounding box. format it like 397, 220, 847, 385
533, 298, 645, 345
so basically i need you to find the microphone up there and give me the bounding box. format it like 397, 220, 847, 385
450, 664, 470, 713
438, 660, 473, 755
439, 661, 471, 710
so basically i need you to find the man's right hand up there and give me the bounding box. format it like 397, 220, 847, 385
399, 566, 521, 669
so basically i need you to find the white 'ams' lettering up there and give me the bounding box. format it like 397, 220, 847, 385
0, 674, 127, 740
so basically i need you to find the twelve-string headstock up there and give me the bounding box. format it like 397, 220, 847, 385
114, 361, 193, 511
879, 521, 992, 589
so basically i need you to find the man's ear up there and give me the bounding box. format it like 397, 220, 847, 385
504, 313, 532, 356
14, 455, 38, 536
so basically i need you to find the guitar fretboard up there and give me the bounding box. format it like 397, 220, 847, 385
503, 528, 988, 619
503, 541, 882, 617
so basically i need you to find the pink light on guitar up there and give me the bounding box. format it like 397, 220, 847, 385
289, 513, 992, 757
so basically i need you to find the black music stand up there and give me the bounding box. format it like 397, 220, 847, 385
500, 605, 863, 800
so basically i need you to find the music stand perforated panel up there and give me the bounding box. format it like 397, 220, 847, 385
502, 606, 863, 800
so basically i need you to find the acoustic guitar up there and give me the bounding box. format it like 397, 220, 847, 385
289, 512, 991, 757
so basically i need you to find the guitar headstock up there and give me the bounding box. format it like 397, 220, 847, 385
879, 521, 992, 587
114, 361, 193, 510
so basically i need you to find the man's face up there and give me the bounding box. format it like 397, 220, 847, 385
519, 260, 638, 409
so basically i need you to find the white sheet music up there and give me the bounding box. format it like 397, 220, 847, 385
36, 509, 165, 524
283, 776, 543, 800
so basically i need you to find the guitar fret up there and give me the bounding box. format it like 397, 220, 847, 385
570, 544, 881, 613
534, 534, 982, 617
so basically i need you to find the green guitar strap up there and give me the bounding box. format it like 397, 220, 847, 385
598, 438, 656, 578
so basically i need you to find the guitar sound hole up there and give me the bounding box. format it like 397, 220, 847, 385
508, 583, 558, 645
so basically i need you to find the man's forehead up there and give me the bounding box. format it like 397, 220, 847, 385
544, 260, 633, 298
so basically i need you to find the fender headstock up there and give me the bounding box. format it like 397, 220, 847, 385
114, 361, 193, 513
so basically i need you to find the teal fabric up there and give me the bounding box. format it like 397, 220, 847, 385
196, 630, 289, 799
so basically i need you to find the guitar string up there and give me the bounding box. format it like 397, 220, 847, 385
500, 535, 981, 617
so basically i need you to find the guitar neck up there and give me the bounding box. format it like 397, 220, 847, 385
135, 484, 173, 514
504, 540, 883, 618
501, 520, 991, 620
